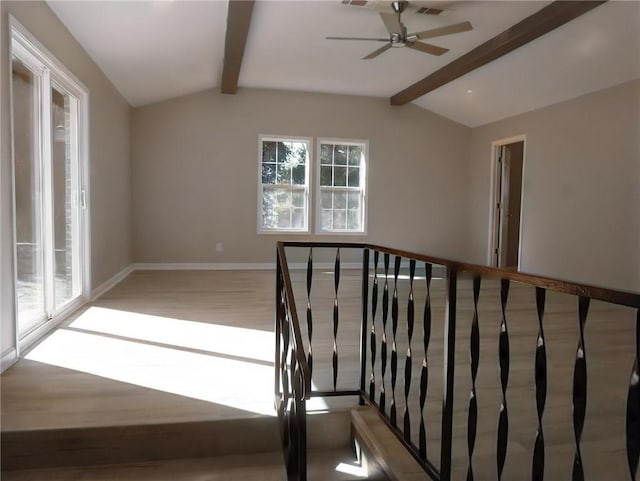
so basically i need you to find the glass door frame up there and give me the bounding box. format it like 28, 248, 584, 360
9, 16, 91, 353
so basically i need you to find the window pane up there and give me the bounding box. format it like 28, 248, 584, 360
320, 166, 332, 186
292, 191, 305, 208
292, 164, 305, 185
262, 163, 276, 184
334, 166, 346, 186
321, 191, 332, 209
262, 189, 278, 228
277, 209, 291, 229
293, 143, 307, 166
321, 209, 332, 230
347, 192, 361, 211
262, 141, 276, 163
348, 146, 362, 166
333, 210, 346, 230
51, 86, 81, 309
277, 190, 291, 206
347, 210, 361, 231
348, 167, 360, 187
292, 208, 305, 229
320, 144, 332, 165
13, 57, 46, 333
277, 162, 291, 184
334, 191, 347, 209
334, 145, 347, 165
277, 141, 291, 163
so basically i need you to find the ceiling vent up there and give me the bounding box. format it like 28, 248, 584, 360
416, 7, 445, 15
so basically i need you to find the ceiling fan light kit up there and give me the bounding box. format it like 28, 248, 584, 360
327, 0, 473, 59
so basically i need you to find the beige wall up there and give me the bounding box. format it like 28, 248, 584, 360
132, 88, 471, 264
0, 1, 132, 361
467, 80, 640, 291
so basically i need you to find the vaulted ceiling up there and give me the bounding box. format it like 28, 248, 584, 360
47, 1, 640, 127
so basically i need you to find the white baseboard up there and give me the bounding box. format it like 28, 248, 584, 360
85, 261, 364, 303
91, 265, 135, 301
132, 262, 363, 271
1, 348, 18, 373
133, 262, 276, 271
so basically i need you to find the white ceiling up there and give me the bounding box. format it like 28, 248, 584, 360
47, 0, 640, 127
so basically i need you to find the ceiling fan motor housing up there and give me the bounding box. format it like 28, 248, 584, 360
391, 1, 408, 14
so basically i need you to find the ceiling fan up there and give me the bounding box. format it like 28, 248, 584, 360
326, 0, 472, 59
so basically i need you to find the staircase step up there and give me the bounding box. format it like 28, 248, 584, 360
1, 447, 380, 481
1, 417, 280, 471
351, 406, 431, 481
2, 410, 353, 472
1, 452, 286, 481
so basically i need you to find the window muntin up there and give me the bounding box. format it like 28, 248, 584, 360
259, 137, 310, 232
317, 140, 367, 233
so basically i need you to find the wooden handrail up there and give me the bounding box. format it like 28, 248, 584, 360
279, 241, 640, 309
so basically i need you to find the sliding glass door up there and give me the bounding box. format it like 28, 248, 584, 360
12, 57, 47, 336
11, 22, 87, 342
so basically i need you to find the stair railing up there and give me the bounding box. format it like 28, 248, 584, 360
275, 241, 640, 481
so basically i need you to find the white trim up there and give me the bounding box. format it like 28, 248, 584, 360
9, 17, 91, 348
18, 295, 84, 355
90, 265, 135, 301
487, 135, 526, 267
257, 135, 313, 234
1, 348, 19, 373
315, 138, 368, 235
132, 262, 363, 271
9, 16, 87, 98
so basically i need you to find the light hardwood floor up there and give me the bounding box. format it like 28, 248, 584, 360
2, 261, 638, 480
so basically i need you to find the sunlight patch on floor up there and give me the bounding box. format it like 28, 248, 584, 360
70, 307, 273, 362
334, 461, 368, 478
25, 307, 327, 416
26, 329, 277, 415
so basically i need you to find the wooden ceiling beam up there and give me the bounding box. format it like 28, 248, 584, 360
390, 1, 607, 106
221, 0, 255, 95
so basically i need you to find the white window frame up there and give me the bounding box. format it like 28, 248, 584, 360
257, 134, 312, 234
315, 138, 368, 235
9, 16, 91, 353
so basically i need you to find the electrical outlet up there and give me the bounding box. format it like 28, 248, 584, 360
215, 242, 223, 253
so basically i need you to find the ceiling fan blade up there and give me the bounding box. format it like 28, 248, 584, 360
379, 12, 402, 34
363, 43, 392, 59
407, 41, 449, 56
410, 21, 473, 41
326, 36, 389, 41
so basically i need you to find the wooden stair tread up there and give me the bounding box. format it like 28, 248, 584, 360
351, 406, 430, 481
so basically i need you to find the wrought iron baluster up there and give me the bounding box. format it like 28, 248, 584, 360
281, 295, 290, 406
532, 287, 547, 481
466, 275, 481, 481
370, 251, 380, 402
497, 279, 510, 481
293, 360, 307, 481
333, 248, 341, 391
626, 309, 640, 480
306, 248, 313, 377
360, 249, 370, 405
419, 262, 433, 461
572, 296, 590, 481
390, 255, 401, 427
440, 267, 458, 481
380, 253, 390, 413
403, 259, 416, 442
